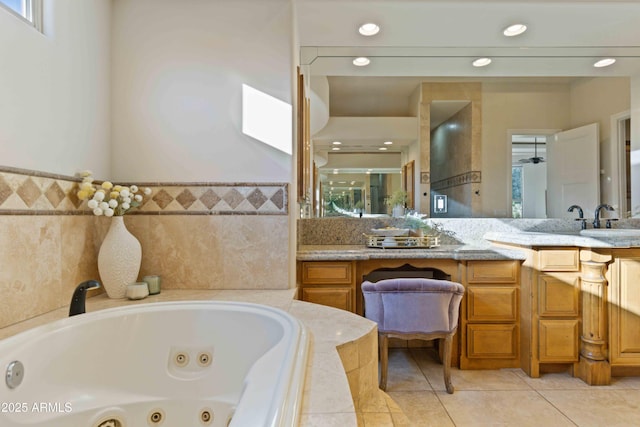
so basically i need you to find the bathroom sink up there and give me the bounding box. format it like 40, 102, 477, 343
580, 229, 640, 238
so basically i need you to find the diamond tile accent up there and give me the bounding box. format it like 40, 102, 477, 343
67, 184, 83, 208
270, 188, 285, 210
152, 189, 174, 210
247, 188, 268, 209
44, 182, 66, 208
223, 188, 244, 209
176, 189, 197, 210
199, 189, 222, 210
0, 176, 11, 206
0, 168, 287, 215
16, 178, 41, 208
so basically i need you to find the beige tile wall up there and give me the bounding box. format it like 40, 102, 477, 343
0, 167, 290, 329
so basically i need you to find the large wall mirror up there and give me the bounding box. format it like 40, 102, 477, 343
296, 1, 640, 220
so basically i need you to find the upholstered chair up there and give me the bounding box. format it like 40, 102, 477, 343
362, 278, 464, 393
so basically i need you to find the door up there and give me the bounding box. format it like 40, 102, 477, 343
547, 123, 600, 218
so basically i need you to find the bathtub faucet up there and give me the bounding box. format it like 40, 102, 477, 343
69, 280, 101, 316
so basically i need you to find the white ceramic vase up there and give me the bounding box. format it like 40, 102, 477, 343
392, 204, 405, 218
98, 216, 142, 299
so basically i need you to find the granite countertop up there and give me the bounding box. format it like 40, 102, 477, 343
297, 244, 527, 261
0, 289, 374, 427
484, 231, 640, 248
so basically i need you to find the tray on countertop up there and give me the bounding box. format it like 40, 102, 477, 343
364, 234, 440, 249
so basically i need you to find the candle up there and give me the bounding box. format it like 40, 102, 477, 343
143, 275, 161, 295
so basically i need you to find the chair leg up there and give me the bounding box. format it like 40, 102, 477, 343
442, 334, 454, 394
379, 333, 389, 391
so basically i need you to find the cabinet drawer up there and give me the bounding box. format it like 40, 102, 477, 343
302, 262, 353, 284
467, 287, 518, 322
538, 274, 579, 317
467, 260, 518, 284
538, 249, 579, 271
466, 324, 518, 359
302, 287, 352, 312
539, 319, 579, 362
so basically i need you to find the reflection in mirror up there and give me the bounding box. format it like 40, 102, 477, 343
511, 135, 548, 219
303, 71, 634, 219
317, 152, 402, 217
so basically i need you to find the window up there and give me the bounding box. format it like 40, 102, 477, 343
0, 0, 42, 31
511, 165, 523, 218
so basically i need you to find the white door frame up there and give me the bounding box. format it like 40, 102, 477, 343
506, 129, 561, 217
611, 110, 631, 217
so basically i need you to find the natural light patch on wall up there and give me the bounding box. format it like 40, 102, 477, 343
242, 84, 292, 155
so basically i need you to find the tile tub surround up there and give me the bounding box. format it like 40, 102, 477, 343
0, 290, 392, 427
0, 215, 105, 329
0, 166, 290, 330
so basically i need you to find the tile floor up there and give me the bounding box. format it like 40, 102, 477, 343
380, 347, 640, 427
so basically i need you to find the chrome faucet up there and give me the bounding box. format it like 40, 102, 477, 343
69, 280, 100, 316
593, 204, 614, 229
568, 205, 586, 229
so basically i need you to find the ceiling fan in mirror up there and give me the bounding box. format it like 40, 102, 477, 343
519, 137, 545, 165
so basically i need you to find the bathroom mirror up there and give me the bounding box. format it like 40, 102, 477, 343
296, 0, 640, 217
300, 46, 640, 219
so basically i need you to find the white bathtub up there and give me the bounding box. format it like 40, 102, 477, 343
0, 301, 309, 427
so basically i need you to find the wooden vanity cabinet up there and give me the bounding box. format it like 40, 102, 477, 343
460, 260, 521, 369
298, 261, 356, 312
521, 248, 581, 377
608, 251, 640, 372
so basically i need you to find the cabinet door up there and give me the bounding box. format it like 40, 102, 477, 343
539, 319, 579, 362
538, 274, 579, 317
467, 260, 518, 284
538, 249, 579, 271
467, 287, 517, 322
466, 324, 518, 359
302, 262, 352, 284
302, 288, 352, 312
610, 258, 640, 365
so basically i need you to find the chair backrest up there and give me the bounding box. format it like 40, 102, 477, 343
362, 278, 464, 335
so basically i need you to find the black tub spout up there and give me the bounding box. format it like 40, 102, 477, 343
69, 280, 101, 316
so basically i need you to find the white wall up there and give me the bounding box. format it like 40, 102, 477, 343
481, 82, 571, 216
569, 78, 630, 210
0, 0, 111, 177
111, 0, 294, 182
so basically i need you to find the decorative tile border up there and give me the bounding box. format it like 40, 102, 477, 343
0, 167, 288, 215
430, 171, 481, 191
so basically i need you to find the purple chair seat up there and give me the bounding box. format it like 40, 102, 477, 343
362, 278, 464, 393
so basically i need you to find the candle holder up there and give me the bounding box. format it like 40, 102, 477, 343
143, 275, 162, 295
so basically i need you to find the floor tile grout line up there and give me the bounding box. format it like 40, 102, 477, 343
532, 388, 580, 427
409, 347, 459, 427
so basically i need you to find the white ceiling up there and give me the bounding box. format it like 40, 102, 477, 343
298, 0, 640, 77
298, 0, 640, 159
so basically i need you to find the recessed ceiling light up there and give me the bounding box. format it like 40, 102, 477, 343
332, 147, 341, 151
359, 23, 380, 36
594, 58, 616, 68
379, 147, 388, 151
472, 58, 492, 67
383, 141, 393, 145
332, 141, 342, 145
353, 57, 371, 67
503, 24, 527, 37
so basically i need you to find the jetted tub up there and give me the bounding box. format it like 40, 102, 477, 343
0, 301, 309, 427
